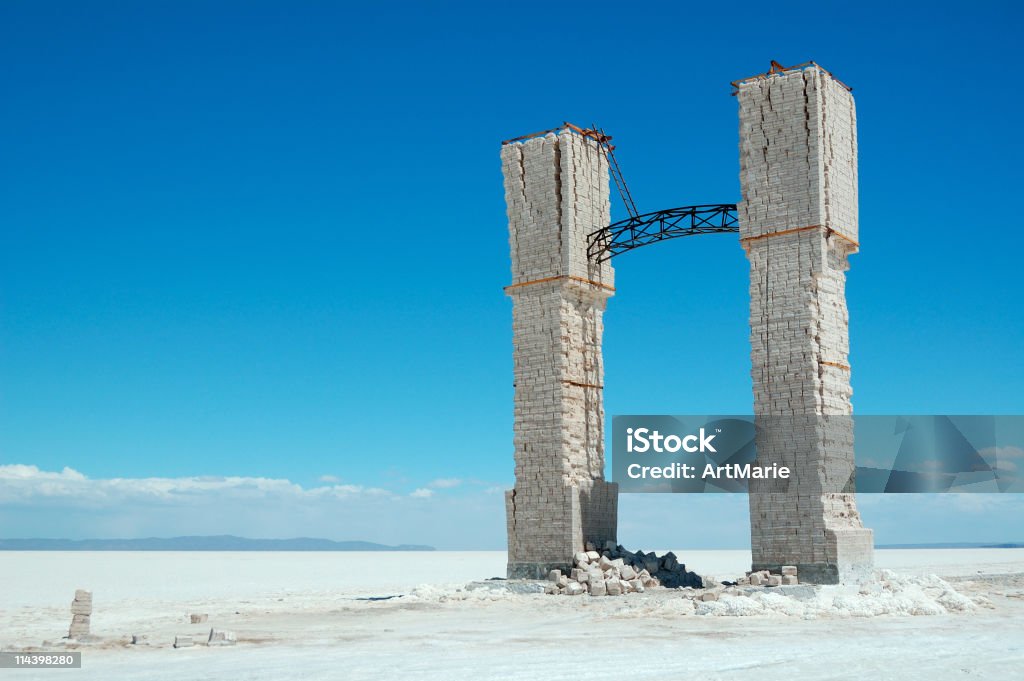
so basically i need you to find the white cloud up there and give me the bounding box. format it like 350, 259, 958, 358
318, 474, 341, 483
0, 464, 393, 505
0, 464, 505, 549
429, 478, 462, 489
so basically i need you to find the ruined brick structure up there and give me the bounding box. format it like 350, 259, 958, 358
500, 63, 873, 584
737, 65, 873, 583
500, 129, 618, 579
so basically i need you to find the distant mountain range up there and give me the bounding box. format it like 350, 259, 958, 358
0, 535, 435, 551
878, 542, 1023, 549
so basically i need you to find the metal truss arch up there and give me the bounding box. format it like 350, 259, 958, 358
587, 204, 739, 262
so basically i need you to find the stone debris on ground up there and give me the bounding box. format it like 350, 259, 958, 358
189, 613, 208, 624
173, 635, 193, 649
207, 629, 237, 646
543, 548, 806, 598
735, 567, 799, 588
418, 568, 987, 621
545, 542, 703, 596
67, 589, 92, 639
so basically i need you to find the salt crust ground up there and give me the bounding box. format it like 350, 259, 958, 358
2, 550, 1023, 680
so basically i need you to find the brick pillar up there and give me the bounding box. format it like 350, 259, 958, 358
737, 65, 874, 584
500, 128, 618, 579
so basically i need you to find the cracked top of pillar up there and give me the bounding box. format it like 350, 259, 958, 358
736, 63, 859, 248
501, 129, 615, 293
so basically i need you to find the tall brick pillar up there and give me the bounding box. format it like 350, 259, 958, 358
500, 128, 618, 579
737, 65, 874, 584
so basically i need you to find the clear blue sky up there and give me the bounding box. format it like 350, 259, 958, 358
1, 1, 1022, 548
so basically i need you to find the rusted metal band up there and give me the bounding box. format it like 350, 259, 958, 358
740, 224, 821, 244
504, 275, 615, 293
731, 60, 853, 94
501, 121, 613, 148
826, 228, 859, 248
740, 224, 860, 250
820, 360, 851, 371
563, 380, 603, 389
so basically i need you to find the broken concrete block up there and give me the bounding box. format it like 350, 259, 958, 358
131, 634, 149, 645
590, 579, 607, 596
629, 579, 645, 593
173, 635, 193, 649
71, 601, 92, 615
700, 592, 719, 602
544, 584, 559, 595
586, 550, 600, 562
781, 565, 798, 576
768, 575, 782, 587
208, 629, 237, 646
189, 613, 208, 624
68, 614, 90, 639
557, 574, 569, 588
749, 573, 764, 586
606, 580, 622, 596
574, 552, 589, 565
621, 565, 636, 581
74, 590, 92, 603
782, 575, 798, 585
547, 569, 561, 583
565, 582, 585, 596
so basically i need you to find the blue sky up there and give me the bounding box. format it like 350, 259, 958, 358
1, 1, 1022, 548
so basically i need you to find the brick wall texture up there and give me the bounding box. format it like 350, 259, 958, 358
501, 130, 618, 579
738, 66, 874, 584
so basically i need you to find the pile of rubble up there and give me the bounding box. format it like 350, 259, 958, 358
544, 542, 704, 596
733, 566, 799, 587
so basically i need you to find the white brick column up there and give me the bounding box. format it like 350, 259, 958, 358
500, 129, 618, 579
737, 65, 874, 584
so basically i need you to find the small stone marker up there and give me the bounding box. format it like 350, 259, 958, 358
190, 613, 208, 624
173, 635, 193, 649
68, 590, 92, 639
